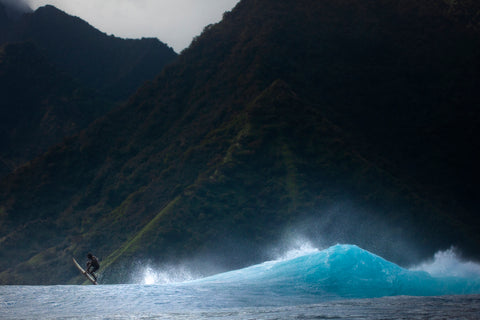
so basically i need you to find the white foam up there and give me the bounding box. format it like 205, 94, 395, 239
139, 265, 197, 285
411, 247, 480, 278
276, 239, 319, 261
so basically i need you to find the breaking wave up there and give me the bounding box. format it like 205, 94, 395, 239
191, 244, 480, 299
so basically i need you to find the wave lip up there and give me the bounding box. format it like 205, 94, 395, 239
195, 244, 480, 299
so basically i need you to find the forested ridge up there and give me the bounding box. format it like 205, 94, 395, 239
0, 0, 479, 284
0, 2, 177, 177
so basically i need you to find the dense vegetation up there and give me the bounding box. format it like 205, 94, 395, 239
0, 42, 112, 175
0, 0, 479, 284
0, 3, 177, 177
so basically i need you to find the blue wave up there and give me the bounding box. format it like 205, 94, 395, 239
195, 244, 480, 299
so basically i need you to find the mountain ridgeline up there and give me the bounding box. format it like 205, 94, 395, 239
1, 0, 479, 284
0, 2, 177, 176
1, 4, 177, 101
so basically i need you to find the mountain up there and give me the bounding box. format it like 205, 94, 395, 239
0, 4, 177, 177
0, 41, 112, 175
1, 0, 479, 284
0, 1, 30, 41
0, 0, 31, 19
3, 5, 178, 101
0, 2, 13, 41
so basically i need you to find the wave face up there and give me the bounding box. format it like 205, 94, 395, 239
194, 244, 480, 299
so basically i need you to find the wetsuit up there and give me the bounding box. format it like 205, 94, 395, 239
86, 256, 100, 279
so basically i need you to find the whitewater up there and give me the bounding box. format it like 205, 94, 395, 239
2, 244, 480, 319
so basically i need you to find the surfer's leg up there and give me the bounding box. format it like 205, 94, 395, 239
91, 267, 98, 280
88, 269, 97, 280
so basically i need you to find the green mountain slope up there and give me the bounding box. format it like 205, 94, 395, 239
0, 41, 112, 176
1, 0, 479, 284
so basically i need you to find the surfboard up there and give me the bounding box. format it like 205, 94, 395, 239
73, 257, 98, 285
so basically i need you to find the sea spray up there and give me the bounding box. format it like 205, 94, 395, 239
411, 247, 480, 278
274, 238, 320, 261
131, 264, 198, 285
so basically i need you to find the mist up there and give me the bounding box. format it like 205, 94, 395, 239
119, 203, 422, 285
411, 247, 480, 278
0, 0, 32, 17
263, 202, 426, 268
120, 202, 434, 285
25, 0, 240, 52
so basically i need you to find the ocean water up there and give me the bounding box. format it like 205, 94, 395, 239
2, 244, 480, 319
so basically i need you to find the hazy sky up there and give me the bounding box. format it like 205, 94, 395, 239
25, 0, 240, 52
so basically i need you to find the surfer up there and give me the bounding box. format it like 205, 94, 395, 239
86, 253, 100, 281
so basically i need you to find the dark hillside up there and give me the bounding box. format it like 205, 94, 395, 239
0, 4, 177, 177
0, 2, 8, 24
0, 1, 29, 41
0, 0, 479, 284
10, 5, 177, 100
0, 2, 12, 41
0, 41, 112, 176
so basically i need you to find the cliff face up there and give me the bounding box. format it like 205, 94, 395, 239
0, 0, 479, 284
